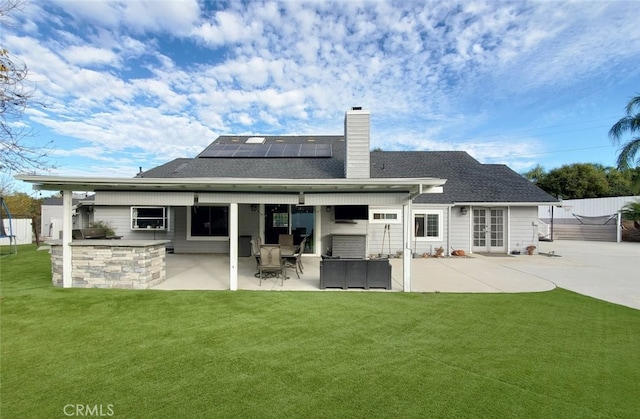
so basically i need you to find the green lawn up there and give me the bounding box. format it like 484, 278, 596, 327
1, 245, 639, 418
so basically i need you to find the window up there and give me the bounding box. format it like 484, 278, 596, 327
131, 207, 168, 230
369, 208, 402, 224
188, 206, 228, 239
413, 210, 443, 241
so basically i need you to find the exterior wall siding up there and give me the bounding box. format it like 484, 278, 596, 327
509, 206, 540, 253
89, 199, 538, 257
344, 110, 370, 179
450, 207, 471, 253
367, 221, 404, 257
411, 205, 450, 256
173, 206, 227, 253
320, 208, 368, 256
95, 191, 194, 206
94, 206, 174, 242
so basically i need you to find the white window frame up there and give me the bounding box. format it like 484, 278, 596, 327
369, 208, 402, 224
187, 205, 229, 241
413, 209, 443, 241
131, 206, 169, 231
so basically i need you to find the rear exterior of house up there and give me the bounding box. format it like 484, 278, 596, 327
19, 108, 557, 290
85, 110, 556, 258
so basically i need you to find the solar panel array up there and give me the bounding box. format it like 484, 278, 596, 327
199, 143, 332, 158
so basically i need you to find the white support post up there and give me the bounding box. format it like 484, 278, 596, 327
403, 203, 412, 292
62, 190, 73, 288
229, 203, 238, 290
617, 211, 622, 243
507, 206, 512, 253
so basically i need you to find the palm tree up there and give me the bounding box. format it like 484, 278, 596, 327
609, 94, 640, 170
621, 200, 640, 230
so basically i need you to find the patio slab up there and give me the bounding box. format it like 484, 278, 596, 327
152, 240, 639, 310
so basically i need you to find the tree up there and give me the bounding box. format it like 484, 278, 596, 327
530, 163, 638, 199
536, 163, 610, 199
522, 164, 546, 183
2, 190, 43, 244
1, 0, 52, 174
609, 94, 640, 170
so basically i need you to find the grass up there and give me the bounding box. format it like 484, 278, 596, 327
1, 245, 639, 418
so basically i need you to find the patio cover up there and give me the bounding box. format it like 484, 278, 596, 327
17, 174, 447, 291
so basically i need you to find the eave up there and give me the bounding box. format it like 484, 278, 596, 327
16, 175, 446, 196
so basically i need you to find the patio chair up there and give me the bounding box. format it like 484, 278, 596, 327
283, 236, 306, 278
278, 234, 294, 246
250, 237, 263, 269
258, 245, 285, 286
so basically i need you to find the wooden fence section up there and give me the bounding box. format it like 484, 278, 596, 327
551, 224, 617, 242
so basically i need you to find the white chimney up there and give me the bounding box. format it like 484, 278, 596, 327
344, 107, 370, 179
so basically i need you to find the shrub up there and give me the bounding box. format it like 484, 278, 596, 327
89, 220, 116, 236
621, 201, 640, 221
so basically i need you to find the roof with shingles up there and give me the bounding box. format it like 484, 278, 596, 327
371, 151, 557, 203
141, 136, 346, 179
140, 136, 557, 204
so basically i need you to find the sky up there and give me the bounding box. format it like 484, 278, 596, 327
3, 0, 640, 194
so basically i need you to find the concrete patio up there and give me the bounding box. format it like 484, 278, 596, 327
153, 252, 556, 294
151, 240, 640, 310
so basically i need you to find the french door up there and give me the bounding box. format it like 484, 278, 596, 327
472, 208, 505, 253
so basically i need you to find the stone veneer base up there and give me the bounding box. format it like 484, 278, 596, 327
49, 240, 170, 289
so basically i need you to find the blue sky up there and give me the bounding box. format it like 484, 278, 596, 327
4, 0, 640, 193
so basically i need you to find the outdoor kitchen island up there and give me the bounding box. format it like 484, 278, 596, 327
319, 257, 392, 290
319, 234, 392, 290
48, 239, 170, 289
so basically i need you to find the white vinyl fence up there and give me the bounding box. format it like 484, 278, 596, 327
538, 196, 640, 242
539, 195, 640, 220
0, 218, 33, 245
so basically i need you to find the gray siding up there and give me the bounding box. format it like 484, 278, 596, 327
172, 204, 259, 254
96, 191, 194, 206
509, 206, 540, 253
367, 222, 404, 257
238, 204, 260, 237
320, 208, 368, 256
344, 109, 370, 179
173, 207, 226, 253
450, 207, 471, 253
94, 206, 174, 242
411, 205, 450, 256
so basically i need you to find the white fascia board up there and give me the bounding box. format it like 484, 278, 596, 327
16, 175, 447, 193
453, 201, 559, 206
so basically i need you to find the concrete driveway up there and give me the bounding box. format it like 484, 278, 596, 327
513, 240, 639, 310
425, 240, 639, 310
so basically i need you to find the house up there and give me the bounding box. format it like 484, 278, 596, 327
41, 194, 95, 239
18, 108, 557, 290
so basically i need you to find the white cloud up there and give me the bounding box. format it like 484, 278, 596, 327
4, 0, 637, 178
60, 45, 119, 67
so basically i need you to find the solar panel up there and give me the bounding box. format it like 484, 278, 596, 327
199, 143, 332, 158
